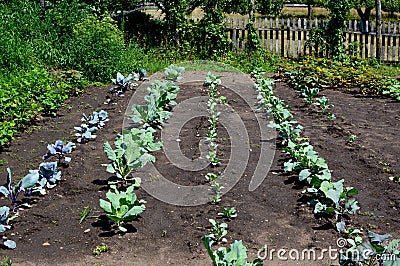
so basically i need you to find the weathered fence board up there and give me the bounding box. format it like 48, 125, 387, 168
222, 16, 400, 62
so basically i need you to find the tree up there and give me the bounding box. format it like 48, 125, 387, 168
352, 0, 375, 29
255, 0, 285, 16
326, 0, 351, 58
382, 0, 400, 16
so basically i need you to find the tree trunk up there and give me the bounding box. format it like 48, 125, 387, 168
250, 0, 255, 20
308, 2, 312, 21
356, 7, 372, 32
376, 0, 382, 63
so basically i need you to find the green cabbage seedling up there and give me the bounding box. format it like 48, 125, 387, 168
99, 184, 146, 232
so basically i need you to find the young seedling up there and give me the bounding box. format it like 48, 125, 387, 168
93, 243, 109, 256
347, 134, 357, 144
207, 218, 228, 243
301, 87, 320, 104
79, 206, 92, 224
205, 172, 220, 182
218, 206, 237, 219
42, 140, 74, 163
81, 110, 109, 129
340, 231, 400, 265
207, 149, 221, 167
99, 184, 146, 232
314, 96, 334, 113
209, 182, 223, 204
164, 64, 185, 82
0, 256, 12, 265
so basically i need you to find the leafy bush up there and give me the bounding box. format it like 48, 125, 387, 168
72, 15, 125, 81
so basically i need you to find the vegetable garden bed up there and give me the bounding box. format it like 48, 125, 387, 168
0, 67, 399, 265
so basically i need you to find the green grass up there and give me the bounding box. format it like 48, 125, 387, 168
178, 60, 241, 72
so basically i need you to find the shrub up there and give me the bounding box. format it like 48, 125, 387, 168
72, 15, 126, 81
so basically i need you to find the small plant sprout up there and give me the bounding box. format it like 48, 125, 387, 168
301, 87, 320, 104
79, 206, 92, 224
42, 140, 75, 163
314, 96, 334, 113
93, 243, 109, 256
204, 71, 222, 88
209, 182, 223, 204
164, 64, 185, 82
205, 172, 220, 182
138, 69, 147, 80
207, 218, 228, 243
0, 256, 13, 265
0, 168, 39, 212
110, 72, 133, 96
218, 206, 237, 219
99, 184, 146, 232
348, 134, 357, 143
389, 175, 400, 184
327, 113, 336, 120
207, 148, 221, 167
0, 206, 17, 249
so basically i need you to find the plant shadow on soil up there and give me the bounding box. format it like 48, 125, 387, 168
0, 71, 398, 266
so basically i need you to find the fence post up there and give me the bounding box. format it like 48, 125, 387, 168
376, 0, 382, 63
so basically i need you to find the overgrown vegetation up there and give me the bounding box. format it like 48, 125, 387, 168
281, 56, 400, 101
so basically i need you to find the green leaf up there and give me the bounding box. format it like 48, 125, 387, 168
314, 202, 326, 214
225, 240, 249, 265
344, 198, 360, 214
103, 142, 117, 161
320, 179, 344, 206
99, 199, 112, 213
299, 169, 311, 182
382, 259, 400, 266
3, 239, 16, 249
106, 191, 121, 210
106, 164, 116, 174
17, 171, 40, 191
0, 186, 9, 196
387, 239, 400, 254
368, 231, 392, 244
122, 205, 145, 220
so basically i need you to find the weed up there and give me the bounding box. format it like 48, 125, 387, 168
93, 244, 109, 256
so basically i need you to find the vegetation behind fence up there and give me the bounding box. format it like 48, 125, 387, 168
224, 16, 400, 62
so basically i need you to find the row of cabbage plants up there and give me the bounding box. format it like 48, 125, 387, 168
99, 65, 185, 233
0, 109, 109, 249
253, 73, 400, 265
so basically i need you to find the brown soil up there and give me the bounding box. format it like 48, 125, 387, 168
0, 70, 399, 266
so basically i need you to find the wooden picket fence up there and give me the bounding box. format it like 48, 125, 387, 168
225, 17, 400, 62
